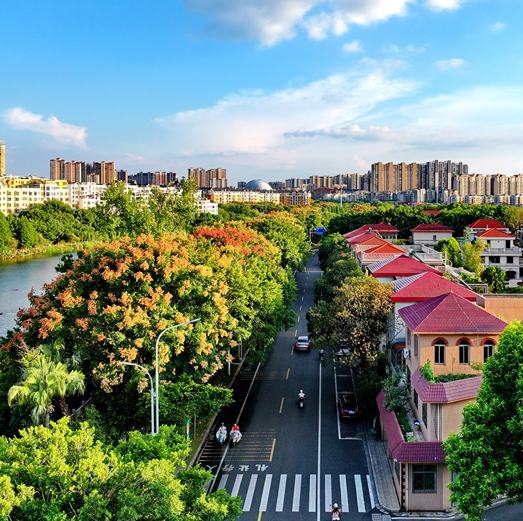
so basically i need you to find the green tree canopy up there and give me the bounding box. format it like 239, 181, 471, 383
445, 322, 523, 521
435, 237, 463, 267
481, 265, 507, 293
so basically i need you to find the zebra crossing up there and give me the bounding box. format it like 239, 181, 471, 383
217, 472, 375, 513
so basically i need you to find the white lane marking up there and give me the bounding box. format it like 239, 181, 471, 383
301, 295, 304, 302
210, 363, 261, 491
243, 474, 258, 511
299, 305, 302, 311
367, 474, 376, 509
354, 474, 366, 512
218, 474, 228, 490
276, 474, 287, 512
231, 474, 243, 497
259, 474, 273, 512
316, 363, 322, 521
309, 474, 316, 512
297, 315, 300, 323
334, 363, 342, 440
295, 329, 298, 336
292, 474, 302, 512
324, 474, 332, 512
340, 474, 349, 512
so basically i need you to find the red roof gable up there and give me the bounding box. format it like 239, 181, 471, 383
370, 222, 399, 233
376, 391, 446, 464
391, 271, 477, 302
411, 368, 482, 403
370, 255, 441, 278
477, 228, 514, 239
411, 223, 454, 232
399, 292, 507, 333
363, 242, 404, 255
343, 225, 370, 239
346, 232, 378, 245
468, 218, 508, 230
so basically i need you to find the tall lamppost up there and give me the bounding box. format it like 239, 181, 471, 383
155, 318, 200, 435
119, 361, 155, 435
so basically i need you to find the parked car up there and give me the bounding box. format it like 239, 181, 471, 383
294, 335, 311, 352
337, 392, 359, 419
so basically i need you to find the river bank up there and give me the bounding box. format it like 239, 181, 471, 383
0, 240, 98, 265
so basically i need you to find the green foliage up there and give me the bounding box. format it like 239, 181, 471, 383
419, 360, 435, 382
462, 239, 486, 275
435, 373, 477, 383
0, 418, 240, 521
444, 322, 523, 520
8, 349, 85, 427
481, 265, 506, 293
17, 217, 40, 248
383, 374, 410, 413
318, 233, 349, 270
0, 213, 15, 251
309, 276, 393, 369
435, 237, 463, 267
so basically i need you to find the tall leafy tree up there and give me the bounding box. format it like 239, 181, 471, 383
0, 212, 14, 252
481, 265, 506, 293
8, 351, 85, 427
435, 237, 463, 267
445, 322, 523, 521
17, 216, 40, 248
462, 239, 486, 275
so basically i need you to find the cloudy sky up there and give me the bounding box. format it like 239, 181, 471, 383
1, 0, 523, 183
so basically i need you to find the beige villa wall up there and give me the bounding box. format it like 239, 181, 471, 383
477, 294, 523, 323
406, 332, 500, 377
441, 399, 475, 440
405, 464, 452, 511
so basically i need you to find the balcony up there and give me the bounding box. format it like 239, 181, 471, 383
482, 247, 521, 256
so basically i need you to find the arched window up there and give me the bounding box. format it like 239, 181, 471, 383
482, 339, 496, 362
458, 338, 470, 364
432, 337, 447, 365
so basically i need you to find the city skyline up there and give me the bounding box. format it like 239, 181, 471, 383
2, 1, 523, 181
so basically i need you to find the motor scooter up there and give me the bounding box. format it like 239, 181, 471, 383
230, 429, 242, 446
331, 504, 342, 520
298, 392, 305, 409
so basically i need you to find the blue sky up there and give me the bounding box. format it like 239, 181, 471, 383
1, 0, 523, 183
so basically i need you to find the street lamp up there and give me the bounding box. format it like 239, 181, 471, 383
155, 318, 200, 435
119, 361, 155, 435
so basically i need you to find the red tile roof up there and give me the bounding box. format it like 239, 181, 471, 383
423, 209, 441, 215
399, 292, 507, 333
468, 218, 508, 230
343, 225, 371, 239
411, 223, 454, 232
411, 368, 482, 403
391, 271, 477, 303
369, 222, 399, 233
369, 255, 441, 278
376, 391, 446, 464
476, 228, 514, 239
346, 232, 379, 245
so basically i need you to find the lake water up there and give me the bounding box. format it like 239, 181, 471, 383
0, 255, 65, 338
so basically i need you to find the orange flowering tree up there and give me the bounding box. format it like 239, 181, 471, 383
6, 225, 297, 434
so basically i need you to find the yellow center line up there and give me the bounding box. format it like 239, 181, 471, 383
269, 438, 276, 461
279, 397, 285, 414
257, 512, 263, 521
286, 368, 290, 380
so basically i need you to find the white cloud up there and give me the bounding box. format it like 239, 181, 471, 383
154, 64, 415, 155
489, 21, 506, 32
343, 40, 363, 53
434, 58, 465, 71
425, 0, 462, 11
385, 43, 426, 53
4, 107, 87, 147
185, 0, 461, 46
184, 0, 317, 46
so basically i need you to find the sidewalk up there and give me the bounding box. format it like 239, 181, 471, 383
365, 431, 401, 513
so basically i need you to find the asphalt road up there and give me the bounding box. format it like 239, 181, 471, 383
197, 252, 522, 521
200, 253, 374, 521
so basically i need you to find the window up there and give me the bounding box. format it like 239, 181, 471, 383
413, 389, 419, 410
459, 341, 470, 364
422, 402, 428, 428
412, 464, 437, 493
414, 335, 419, 357
507, 256, 514, 264
432, 235, 437, 241
506, 240, 511, 248
483, 341, 495, 362
407, 329, 412, 346
489, 256, 500, 263
434, 340, 446, 364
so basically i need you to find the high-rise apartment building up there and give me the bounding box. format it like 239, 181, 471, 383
50, 158, 116, 184
188, 167, 227, 188
0, 142, 5, 177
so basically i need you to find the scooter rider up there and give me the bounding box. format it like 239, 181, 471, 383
216, 423, 227, 444
331, 502, 342, 520
298, 389, 305, 407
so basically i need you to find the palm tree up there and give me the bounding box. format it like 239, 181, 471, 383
8, 352, 85, 427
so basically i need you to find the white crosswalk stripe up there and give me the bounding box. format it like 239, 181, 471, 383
218, 472, 374, 513
275, 474, 287, 512
354, 474, 366, 513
